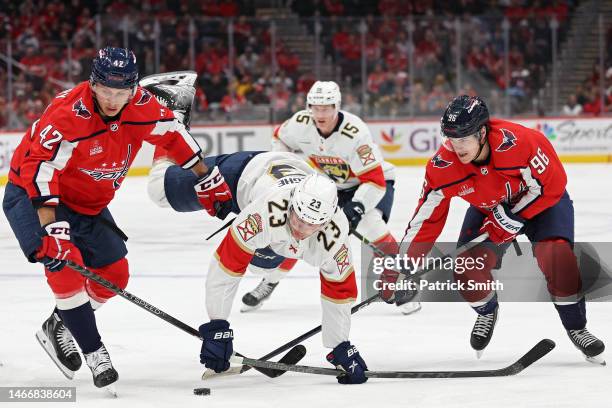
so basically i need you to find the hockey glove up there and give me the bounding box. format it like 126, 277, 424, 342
379, 266, 400, 303
480, 203, 524, 244
194, 166, 233, 219
199, 319, 234, 373
326, 341, 368, 384
35, 221, 84, 272
343, 201, 365, 231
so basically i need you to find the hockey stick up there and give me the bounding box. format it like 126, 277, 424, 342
205, 216, 236, 240
65, 261, 305, 378
233, 338, 555, 379
203, 233, 489, 379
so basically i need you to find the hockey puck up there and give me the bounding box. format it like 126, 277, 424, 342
193, 387, 211, 396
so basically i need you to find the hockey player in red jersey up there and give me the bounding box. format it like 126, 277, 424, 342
383, 95, 605, 364
2, 47, 233, 391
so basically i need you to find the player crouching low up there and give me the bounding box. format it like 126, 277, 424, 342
200, 174, 368, 383
148, 152, 369, 383
388, 95, 605, 364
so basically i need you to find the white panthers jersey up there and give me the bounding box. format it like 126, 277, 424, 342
206, 152, 357, 348
272, 110, 395, 212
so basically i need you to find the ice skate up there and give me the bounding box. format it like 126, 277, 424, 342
397, 302, 422, 315
566, 328, 606, 365
240, 279, 279, 312
470, 307, 498, 359
394, 287, 422, 315
84, 344, 119, 395
35, 311, 82, 379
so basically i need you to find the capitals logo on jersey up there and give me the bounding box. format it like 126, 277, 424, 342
135, 89, 152, 106
496, 129, 517, 152
431, 155, 452, 169
72, 98, 91, 119
78, 144, 132, 189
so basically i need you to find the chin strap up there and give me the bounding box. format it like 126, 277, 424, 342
471, 129, 489, 164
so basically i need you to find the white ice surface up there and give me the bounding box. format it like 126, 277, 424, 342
1, 164, 611, 408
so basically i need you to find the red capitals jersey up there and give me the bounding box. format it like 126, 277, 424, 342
403, 118, 566, 256
9, 82, 202, 215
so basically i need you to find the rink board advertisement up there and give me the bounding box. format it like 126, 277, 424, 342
1, 117, 611, 185
370, 117, 612, 163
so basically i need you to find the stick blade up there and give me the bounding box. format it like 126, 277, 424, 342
266, 345, 307, 378
510, 338, 556, 373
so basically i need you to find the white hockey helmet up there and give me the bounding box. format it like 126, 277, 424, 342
290, 173, 338, 226
307, 81, 341, 110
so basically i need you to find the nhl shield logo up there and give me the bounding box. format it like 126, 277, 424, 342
110, 123, 119, 132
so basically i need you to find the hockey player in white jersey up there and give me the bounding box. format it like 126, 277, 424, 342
148, 151, 369, 384
247, 80, 420, 315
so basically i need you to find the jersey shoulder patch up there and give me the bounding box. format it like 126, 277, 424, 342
235, 213, 264, 243
332, 243, 351, 275
488, 120, 536, 168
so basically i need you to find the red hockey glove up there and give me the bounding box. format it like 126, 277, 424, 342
194, 166, 233, 219
35, 221, 84, 272
379, 267, 400, 303
480, 203, 524, 244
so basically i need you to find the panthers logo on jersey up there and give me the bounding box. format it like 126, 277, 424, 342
310, 155, 350, 183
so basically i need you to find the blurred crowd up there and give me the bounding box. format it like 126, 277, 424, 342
0, 0, 608, 129
563, 26, 612, 116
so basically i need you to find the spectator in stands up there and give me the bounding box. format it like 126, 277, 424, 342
221, 83, 247, 115
343, 92, 362, 114
562, 94, 583, 116
237, 46, 262, 77
235, 74, 254, 99
271, 82, 291, 115
582, 87, 602, 115
202, 74, 228, 106
276, 46, 301, 75
250, 82, 270, 105
289, 93, 306, 115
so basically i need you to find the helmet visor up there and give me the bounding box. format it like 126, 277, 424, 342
442, 132, 480, 152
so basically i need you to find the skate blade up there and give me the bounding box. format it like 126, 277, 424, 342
201, 366, 243, 380
585, 354, 606, 366
399, 302, 422, 316
201, 354, 246, 380
35, 330, 76, 380
103, 384, 118, 398
240, 302, 264, 313
475, 349, 484, 359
